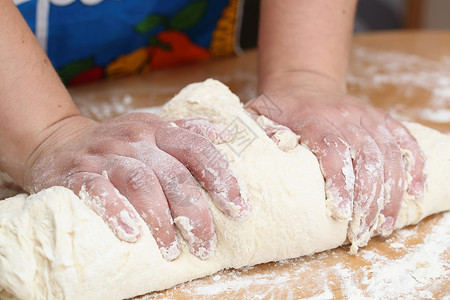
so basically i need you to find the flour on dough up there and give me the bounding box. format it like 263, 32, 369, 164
1, 79, 449, 300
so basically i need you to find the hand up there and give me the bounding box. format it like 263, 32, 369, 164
23, 113, 250, 260
247, 72, 426, 250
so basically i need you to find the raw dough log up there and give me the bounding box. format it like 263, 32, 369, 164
0, 79, 449, 300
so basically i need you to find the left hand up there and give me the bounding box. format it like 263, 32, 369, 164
23, 113, 250, 260
246, 72, 426, 250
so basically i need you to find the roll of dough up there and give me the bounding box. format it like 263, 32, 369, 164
0, 79, 449, 300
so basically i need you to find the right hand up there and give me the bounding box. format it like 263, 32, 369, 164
23, 113, 250, 260
246, 72, 426, 250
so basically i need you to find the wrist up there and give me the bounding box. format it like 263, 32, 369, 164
21, 114, 94, 191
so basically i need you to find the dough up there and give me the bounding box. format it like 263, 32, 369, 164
0, 79, 449, 300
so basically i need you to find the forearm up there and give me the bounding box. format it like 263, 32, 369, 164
258, 0, 357, 92
0, 0, 80, 184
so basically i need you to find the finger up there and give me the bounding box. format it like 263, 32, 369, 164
255, 115, 300, 152
145, 149, 217, 260
103, 156, 180, 261
64, 172, 142, 242
173, 118, 231, 144
243, 101, 258, 114
155, 126, 251, 220
337, 123, 384, 250
244, 106, 263, 123
385, 115, 427, 199
297, 118, 354, 221
361, 113, 406, 235
244, 108, 299, 152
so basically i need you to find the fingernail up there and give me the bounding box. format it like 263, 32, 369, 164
207, 124, 231, 144
271, 129, 300, 152
109, 209, 142, 243
325, 189, 352, 220
409, 179, 425, 199
160, 239, 181, 261
79, 186, 142, 242
352, 229, 371, 252
194, 234, 217, 260
339, 200, 353, 220
212, 170, 252, 220
376, 215, 395, 236
211, 191, 252, 220
348, 214, 372, 253
174, 216, 217, 260
236, 197, 252, 219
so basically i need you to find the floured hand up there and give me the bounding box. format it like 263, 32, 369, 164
247, 73, 426, 250
23, 113, 250, 260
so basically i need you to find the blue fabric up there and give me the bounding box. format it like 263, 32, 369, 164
16, 0, 229, 75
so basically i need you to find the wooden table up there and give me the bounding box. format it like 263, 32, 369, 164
68, 30, 450, 299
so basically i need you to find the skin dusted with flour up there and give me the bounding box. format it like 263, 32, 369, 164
0, 79, 449, 300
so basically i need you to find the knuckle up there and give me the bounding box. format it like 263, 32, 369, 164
188, 135, 214, 156
167, 178, 203, 209
383, 142, 403, 162
336, 106, 355, 118
310, 133, 349, 157
68, 156, 91, 172
299, 116, 323, 129
374, 107, 387, 117
357, 143, 383, 177
322, 134, 348, 151
361, 140, 382, 159
125, 166, 156, 192
81, 174, 106, 193
118, 123, 151, 141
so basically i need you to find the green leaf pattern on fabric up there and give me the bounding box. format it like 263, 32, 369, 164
169, 0, 208, 30
134, 14, 165, 34
135, 1, 208, 38
57, 57, 94, 85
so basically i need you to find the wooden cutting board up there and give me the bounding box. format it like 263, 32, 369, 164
41, 30, 450, 299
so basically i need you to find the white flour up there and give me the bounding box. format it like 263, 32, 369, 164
139, 212, 450, 299
77, 94, 134, 121
348, 47, 450, 126
339, 213, 449, 299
